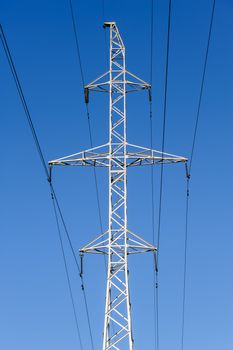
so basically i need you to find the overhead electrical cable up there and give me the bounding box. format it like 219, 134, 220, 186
50, 182, 95, 350
149, 1, 155, 245
180, 2, 216, 349
155, 0, 172, 348
148, 1, 159, 350
181, 172, 190, 350
158, 0, 172, 263
0, 23, 95, 350
0, 25, 49, 181
189, 0, 216, 174
49, 183, 95, 350
68, 0, 85, 86
68, 0, 104, 235
51, 192, 83, 350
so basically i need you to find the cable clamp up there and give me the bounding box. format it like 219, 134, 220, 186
148, 88, 152, 102
154, 252, 158, 273
84, 87, 89, 104
80, 253, 84, 278
185, 162, 191, 180
48, 165, 53, 184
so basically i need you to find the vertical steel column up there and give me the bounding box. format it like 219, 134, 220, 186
103, 22, 133, 350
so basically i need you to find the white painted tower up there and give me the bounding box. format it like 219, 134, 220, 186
49, 22, 187, 350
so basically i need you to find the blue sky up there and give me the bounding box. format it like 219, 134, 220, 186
0, 0, 232, 349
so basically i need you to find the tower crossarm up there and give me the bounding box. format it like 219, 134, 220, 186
85, 70, 151, 94
125, 143, 187, 166
49, 142, 187, 168
80, 229, 157, 255
49, 143, 110, 167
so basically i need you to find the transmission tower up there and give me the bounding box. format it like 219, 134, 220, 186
49, 22, 187, 350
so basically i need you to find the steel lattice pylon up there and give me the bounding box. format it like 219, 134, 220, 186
49, 22, 187, 350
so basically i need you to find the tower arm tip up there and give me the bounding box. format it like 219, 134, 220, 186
103, 22, 116, 28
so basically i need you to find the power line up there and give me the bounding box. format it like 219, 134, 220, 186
180, 2, 216, 349
148, 0, 159, 349
0, 23, 94, 350
0, 24, 49, 181
50, 183, 95, 349
149, 0, 154, 88
157, 0, 172, 257
68, 0, 104, 235
68, 0, 85, 86
180, 174, 190, 350
155, 0, 172, 348
51, 191, 84, 350
189, 0, 216, 174
49, 184, 94, 350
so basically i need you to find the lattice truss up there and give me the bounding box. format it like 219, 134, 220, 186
49, 22, 187, 350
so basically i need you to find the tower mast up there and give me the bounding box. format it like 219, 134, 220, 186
49, 22, 187, 350
104, 22, 132, 350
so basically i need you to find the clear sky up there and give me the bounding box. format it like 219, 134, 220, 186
0, 1, 232, 350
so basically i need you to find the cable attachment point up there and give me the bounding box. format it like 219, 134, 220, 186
84, 87, 89, 104
185, 162, 190, 180
48, 165, 53, 184
148, 88, 152, 102
154, 252, 158, 273
80, 253, 84, 278
185, 163, 191, 197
